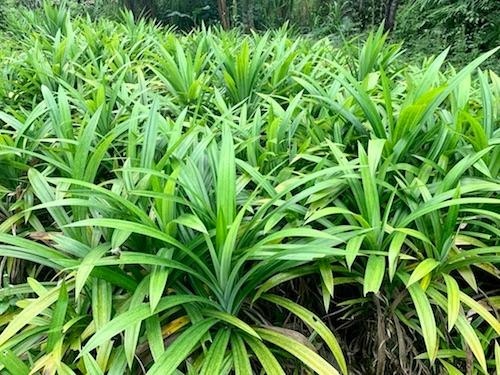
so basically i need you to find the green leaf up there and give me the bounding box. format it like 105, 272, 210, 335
388, 232, 406, 280
81, 296, 211, 354
459, 291, 500, 335
495, 341, 500, 375
149, 248, 174, 312
427, 288, 487, 372
0, 234, 67, 265
244, 335, 285, 375
200, 329, 231, 375
111, 230, 131, 252
216, 125, 236, 248
231, 334, 252, 375
256, 327, 340, 375
443, 274, 460, 331
83, 353, 104, 375
76, 245, 109, 299
253, 266, 317, 302
346, 235, 365, 270
439, 359, 464, 375
263, 294, 348, 375
146, 319, 217, 375
173, 214, 208, 234
73, 107, 103, 180
407, 259, 440, 287
319, 260, 334, 298
204, 310, 259, 338
363, 256, 385, 296
84, 129, 121, 183
46, 282, 68, 351
28, 168, 73, 236
145, 316, 164, 362
92, 279, 112, 330
407, 281, 437, 362
453, 314, 487, 372
66, 218, 213, 276
0, 349, 30, 375
107, 347, 127, 375
478, 69, 493, 137
124, 279, 147, 368
0, 284, 63, 347
140, 98, 159, 169
219, 207, 246, 285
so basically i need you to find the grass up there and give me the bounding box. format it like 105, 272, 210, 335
0, 2, 499, 374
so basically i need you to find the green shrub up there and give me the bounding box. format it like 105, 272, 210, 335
394, 0, 500, 69
0, 3, 499, 374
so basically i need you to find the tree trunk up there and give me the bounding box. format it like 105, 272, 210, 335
123, 0, 156, 19
384, 0, 399, 31
242, 0, 255, 32
232, 0, 238, 26
248, 0, 255, 30
217, 0, 231, 29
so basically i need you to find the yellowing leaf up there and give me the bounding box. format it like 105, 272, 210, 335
408, 259, 440, 287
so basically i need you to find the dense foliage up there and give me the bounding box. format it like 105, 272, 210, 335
0, 3, 499, 374
2, 0, 499, 67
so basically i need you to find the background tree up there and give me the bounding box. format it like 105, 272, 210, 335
241, 0, 255, 31
4, 0, 499, 67
122, 0, 157, 18
217, 0, 230, 28
384, 0, 399, 31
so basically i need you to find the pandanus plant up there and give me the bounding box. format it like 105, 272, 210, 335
0, 2, 499, 374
